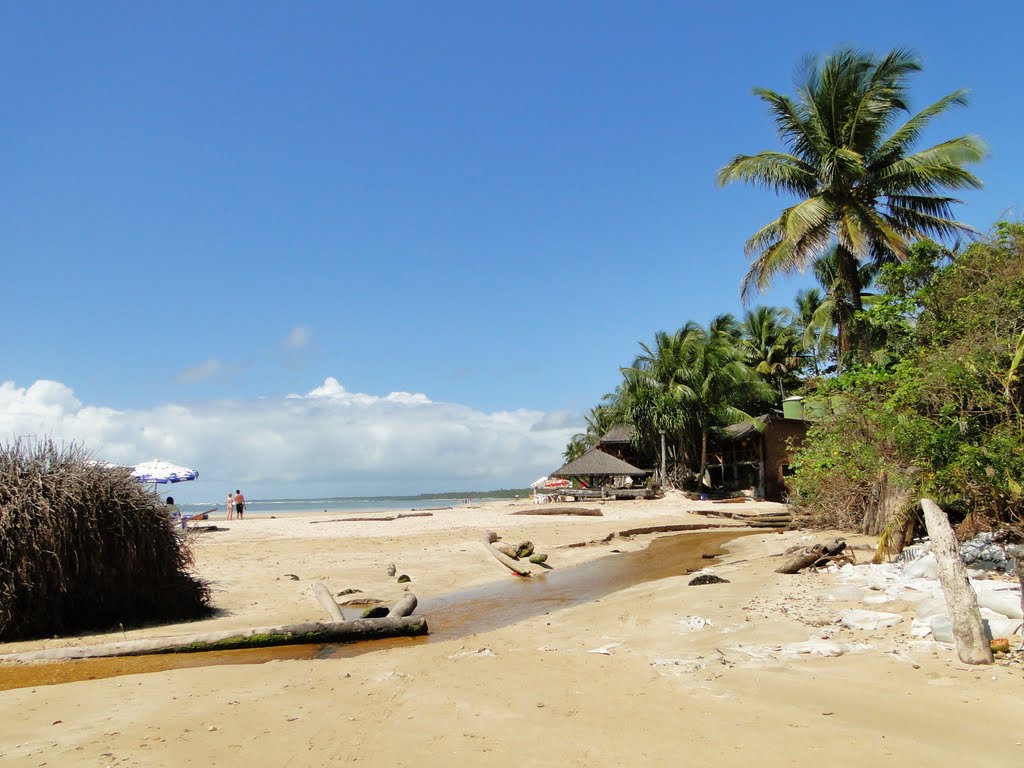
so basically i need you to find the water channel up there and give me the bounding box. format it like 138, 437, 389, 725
0, 529, 750, 691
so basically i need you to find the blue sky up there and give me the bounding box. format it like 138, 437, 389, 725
2, 2, 1020, 500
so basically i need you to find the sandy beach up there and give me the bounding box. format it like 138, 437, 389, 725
1, 493, 1022, 766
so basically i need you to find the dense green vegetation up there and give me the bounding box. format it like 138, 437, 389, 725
792, 226, 1024, 531
566, 48, 1022, 538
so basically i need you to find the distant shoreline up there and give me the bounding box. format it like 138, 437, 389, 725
178, 496, 499, 518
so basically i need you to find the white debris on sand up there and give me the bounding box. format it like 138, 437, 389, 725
840, 609, 903, 630
832, 558, 1023, 642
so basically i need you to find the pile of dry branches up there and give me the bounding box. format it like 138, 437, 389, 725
0, 440, 210, 641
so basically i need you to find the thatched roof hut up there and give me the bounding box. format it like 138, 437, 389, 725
597, 423, 636, 445
551, 448, 646, 479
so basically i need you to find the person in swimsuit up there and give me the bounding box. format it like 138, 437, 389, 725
226, 492, 235, 520
234, 489, 245, 519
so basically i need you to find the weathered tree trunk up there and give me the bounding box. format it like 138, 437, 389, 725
481, 531, 531, 577
0, 618, 429, 663
660, 431, 667, 487
699, 430, 708, 493
862, 471, 915, 537
388, 594, 418, 618
311, 581, 344, 622
920, 498, 993, 665
775, 538, 847, 574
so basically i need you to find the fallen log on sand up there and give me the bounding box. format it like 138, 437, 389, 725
617, 523, 731, 537
388, 594, 418, 618
510, 507, 603, 517
732, 513, 792, 529
310, 512, 434, 524
482, 531, 532, 577
0, 618, 430, 663
775, 538, 847, 574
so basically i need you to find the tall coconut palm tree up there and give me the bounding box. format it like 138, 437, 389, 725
673, 316, 773, 489
804, 249, 883, 372
739, 306, 801, 398
786, 288, 829, 376
717, 47, 985, 358
622, 326, 698, 482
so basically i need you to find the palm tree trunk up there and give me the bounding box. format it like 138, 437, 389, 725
834, 246, 867, 362
699, 429, 708, 494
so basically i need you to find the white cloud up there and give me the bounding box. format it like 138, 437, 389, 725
178, 358, 222, 383
283, 325, 311, 349
0, 378, 582, 499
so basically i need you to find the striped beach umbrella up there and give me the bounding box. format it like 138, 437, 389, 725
130, 460, 199, 485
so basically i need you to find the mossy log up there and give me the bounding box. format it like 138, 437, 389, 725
482, 531, 532, 577
516, 541, 535, 558
0, 617, 429, 663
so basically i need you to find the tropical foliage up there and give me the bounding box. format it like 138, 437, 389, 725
717, 48, 985, 361
564, 47, 1014, 539
791, 226, 1024, 528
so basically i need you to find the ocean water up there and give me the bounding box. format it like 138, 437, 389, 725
176, 496, 489, 517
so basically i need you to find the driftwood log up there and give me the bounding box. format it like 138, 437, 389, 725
775, 538, 847, 574
0, 618, 429, 663
617, 523, 730, 537
510, 507, 603, 517
493, 541, 518, 559
921, 498, 993, 665
311, 581, 345, 622
388, 594, 418, 618
310, 512, 435, 524
482, 531, 531, 577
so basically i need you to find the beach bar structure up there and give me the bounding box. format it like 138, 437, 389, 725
596, 423, 656, 474
707, 414, 809, 501
548, 448, 652, 501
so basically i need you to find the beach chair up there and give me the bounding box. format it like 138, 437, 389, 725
180, 508, 217, 529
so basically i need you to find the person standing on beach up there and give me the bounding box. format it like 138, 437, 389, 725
234, 489, 245, 519
226, 492, 235, 520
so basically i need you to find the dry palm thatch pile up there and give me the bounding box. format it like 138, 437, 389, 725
0, 440, 211, 642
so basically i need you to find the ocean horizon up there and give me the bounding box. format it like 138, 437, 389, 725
176, 494, 520, 517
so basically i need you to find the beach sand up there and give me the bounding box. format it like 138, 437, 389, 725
1, 492, 1021, 766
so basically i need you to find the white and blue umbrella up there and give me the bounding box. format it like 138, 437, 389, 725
131, 460, 199, 485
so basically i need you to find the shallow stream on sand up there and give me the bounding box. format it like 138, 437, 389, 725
0, 530, 750, 690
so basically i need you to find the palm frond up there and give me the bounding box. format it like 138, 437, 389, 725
716, 151, 818, 195
874, 502, 920, 563
871, 89, 971, 166
878, 136, 987, 192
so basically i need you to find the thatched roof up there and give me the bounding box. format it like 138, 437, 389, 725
723, 416, 768, 440
551, 448, 647, 478
598, 423, 635, 444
